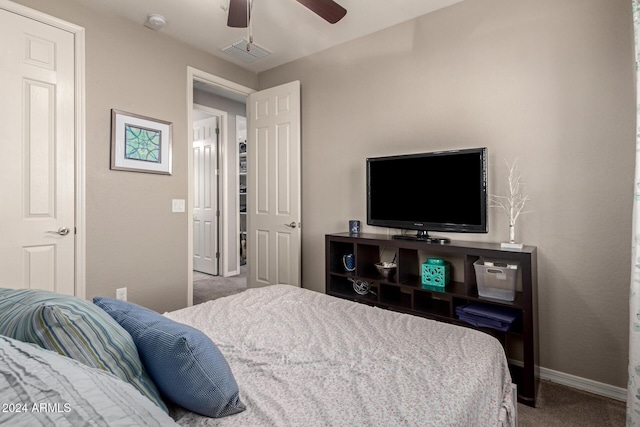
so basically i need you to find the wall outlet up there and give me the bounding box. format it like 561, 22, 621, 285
116, 287, 127, 301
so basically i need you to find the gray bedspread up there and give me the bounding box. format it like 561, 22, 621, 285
166, 285, 515, 427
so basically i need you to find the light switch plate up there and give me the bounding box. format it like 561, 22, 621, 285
172, 199, 185, 213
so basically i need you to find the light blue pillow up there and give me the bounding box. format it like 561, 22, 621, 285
0, 288, 167, 413
93, 297, 245, 418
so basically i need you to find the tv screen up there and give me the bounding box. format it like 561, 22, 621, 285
366, 147, 487, 242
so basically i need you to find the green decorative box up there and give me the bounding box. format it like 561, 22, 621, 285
421, 258, 450, 288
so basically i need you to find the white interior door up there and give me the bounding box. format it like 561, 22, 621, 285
193, 116, 219, 275
247, 81, 301, 288
0, 7, 76, 295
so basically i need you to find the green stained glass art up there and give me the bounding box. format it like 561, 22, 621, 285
124, 124, 161, 163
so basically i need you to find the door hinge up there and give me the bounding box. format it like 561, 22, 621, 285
215, 127, 220, 135
215, 252, 220, 259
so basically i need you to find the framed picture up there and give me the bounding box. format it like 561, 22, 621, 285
110, 109, 172, 175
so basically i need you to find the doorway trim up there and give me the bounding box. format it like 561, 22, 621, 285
0, 0, 86, 298
187, 66, 254, 306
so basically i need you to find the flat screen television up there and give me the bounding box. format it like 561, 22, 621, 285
366, 147, 487, 243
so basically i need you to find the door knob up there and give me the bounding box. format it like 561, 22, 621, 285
47, 227, 70, 236
284, 222, 297, 229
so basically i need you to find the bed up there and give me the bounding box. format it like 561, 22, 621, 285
167, 285, 515, 426
0, 285, 515, 427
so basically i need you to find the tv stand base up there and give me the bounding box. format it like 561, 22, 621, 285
392, 234, 451, 244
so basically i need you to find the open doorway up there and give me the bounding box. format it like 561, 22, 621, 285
187, 69, 302, 304
187, 68, 254, 305
237, 116, 247, 269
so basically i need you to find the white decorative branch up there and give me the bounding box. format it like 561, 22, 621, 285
489, 158, 532, 243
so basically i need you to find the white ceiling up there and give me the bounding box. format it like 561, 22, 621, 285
81, 0, 463, 73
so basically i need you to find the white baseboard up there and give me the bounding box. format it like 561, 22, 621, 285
539, 366, 626, 402
509, 359, 627, 402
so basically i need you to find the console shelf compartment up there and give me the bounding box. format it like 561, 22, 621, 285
325, 232, 539, 406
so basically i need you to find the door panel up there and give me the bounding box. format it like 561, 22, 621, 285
256, 230, 270, 283
0, 8, 76, 295
247, 81, 301, 288
24, 245, 55, 291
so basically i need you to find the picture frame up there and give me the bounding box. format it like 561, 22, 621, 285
110, 109, 173, 175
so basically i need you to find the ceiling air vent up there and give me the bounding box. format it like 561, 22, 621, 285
220, 39, 271, 63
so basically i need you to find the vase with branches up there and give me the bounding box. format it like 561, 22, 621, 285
489, 159, 531, 247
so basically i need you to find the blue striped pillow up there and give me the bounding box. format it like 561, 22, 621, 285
0, 288, 167, 412
94, 297, 245, 418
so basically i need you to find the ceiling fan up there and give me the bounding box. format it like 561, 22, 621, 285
227, 0, 347, 28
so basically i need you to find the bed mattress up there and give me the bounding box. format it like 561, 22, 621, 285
165, 285, 514, 426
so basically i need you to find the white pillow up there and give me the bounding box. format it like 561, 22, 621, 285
0, 335, 177, 426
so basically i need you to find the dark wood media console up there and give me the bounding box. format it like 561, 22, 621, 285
325, 232, 539, 407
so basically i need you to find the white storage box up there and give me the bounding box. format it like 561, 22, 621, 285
473, 259, 518, 302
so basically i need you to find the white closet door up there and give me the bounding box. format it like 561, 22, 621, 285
0, 8, 76, 295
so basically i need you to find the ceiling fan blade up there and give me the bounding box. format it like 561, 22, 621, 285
227, 0, 250, 28
297, 0, 347, 24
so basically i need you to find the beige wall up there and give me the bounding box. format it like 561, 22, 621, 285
10, 0, 258, 313
9, 0, 634, 391
259, 0, 635, 388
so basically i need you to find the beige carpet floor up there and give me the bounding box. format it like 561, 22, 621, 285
193, 270, 246, 305
519, 379, 625, 426
192, 271, 627, 425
